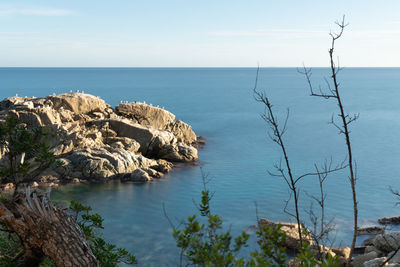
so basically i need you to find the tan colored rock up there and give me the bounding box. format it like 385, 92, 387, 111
105, 137, 140, 153
18, 111, 42, 127
167, 120, 197, 144
48, 93, 109, 115
107, 119, 157, 152
4, 183, 14, 190
116, 102, 175, 129
159, 143, 198, 162
36, 107, 61, 125
152, 159, 173, 173
125, 168, 152, 182
331, 247, 351, 259
66, 147, 158, 179
0, 93, 199, 184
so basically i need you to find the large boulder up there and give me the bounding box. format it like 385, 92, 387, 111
65, 147, 158, 179
372, 232, 400, 253
116, 102, 175, 129
48, 93, 110, 115
167, 120, 197, 144
107, 119, 158, 152
352, 251, 378, 267
158, 143, 198, 162
122, 167, 164, 182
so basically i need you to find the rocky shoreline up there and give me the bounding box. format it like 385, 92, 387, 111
257, 218, 400, 266
0, 92, 202, 190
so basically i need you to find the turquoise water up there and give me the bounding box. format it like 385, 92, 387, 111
1, 68, 400, 265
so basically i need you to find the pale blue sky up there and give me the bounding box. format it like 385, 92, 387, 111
0, 1, 399, 67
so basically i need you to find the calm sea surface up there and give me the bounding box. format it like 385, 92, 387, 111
0, 68, 399, 265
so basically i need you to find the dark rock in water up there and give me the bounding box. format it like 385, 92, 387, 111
378, 216, 400, 225
357, 226, 385, 236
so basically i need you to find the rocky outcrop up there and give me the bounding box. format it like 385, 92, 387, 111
116, 102, 175, 129
351, 232, 400, 266
0, 93, 200, 188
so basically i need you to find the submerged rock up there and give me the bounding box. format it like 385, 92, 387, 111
0, 92, 200, 187
378, 216, 400, 225
357, 226, 385, 236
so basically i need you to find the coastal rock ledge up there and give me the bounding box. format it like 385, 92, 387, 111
0, 92, 200, 188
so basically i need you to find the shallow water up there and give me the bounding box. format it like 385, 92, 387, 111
1, 68, 400, 265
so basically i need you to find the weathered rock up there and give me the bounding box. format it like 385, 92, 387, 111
107, 119, 158, 152
160, 143, 198, 162
152, 159, 173, 173
388, 250, 400, 264
122, 167, 163, 182
364, 245, 384, 257
18, 111, 42, 127
48, 93, 110, 115
66, 147, 158, 179
363, 257, 387, 267
116, 102, 175, 129
331, 247, 351, 259
363, 236, 377, 246
379, 216, 400, 225
167, 120, 197, 144
0, 93, 200, 186
352, 251, 378, 267
373, 232, 400, 253
124, 168, 152, 182
357, 226, 385, 236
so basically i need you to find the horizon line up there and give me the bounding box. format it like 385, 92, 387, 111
0, 66, 400, 69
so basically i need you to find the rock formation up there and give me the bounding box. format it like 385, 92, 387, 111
0, 93, 199, 188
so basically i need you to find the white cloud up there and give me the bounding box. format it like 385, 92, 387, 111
0, 8, 75, 16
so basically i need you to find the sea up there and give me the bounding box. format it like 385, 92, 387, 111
0, 67, 399, 265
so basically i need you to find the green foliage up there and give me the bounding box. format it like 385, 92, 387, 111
172, 188, 250, 266
70, 200, 137, 266
0, 232, 21, 267
0, 116, 61, 186
173, 185, 344, 267
295, 242, 341, 267
248, 224, 287, 266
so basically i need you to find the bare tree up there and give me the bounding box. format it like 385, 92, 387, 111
299, 16, 359, 265
253, 68, 346, 248
305, 161, 337, 259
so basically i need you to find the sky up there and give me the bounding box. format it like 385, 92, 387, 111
0, 0, 399, 67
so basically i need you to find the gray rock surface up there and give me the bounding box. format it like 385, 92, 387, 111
373, 232, 400, 253
352, 251, 378, 267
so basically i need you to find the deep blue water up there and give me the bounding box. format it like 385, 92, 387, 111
0, 68, 400, 265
